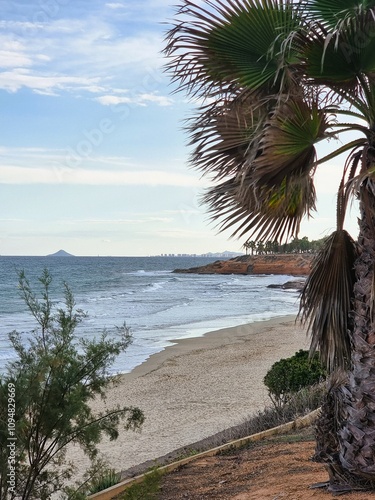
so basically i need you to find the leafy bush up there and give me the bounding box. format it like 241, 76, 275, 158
0, 269, 144, 500
264, 349, 325, 408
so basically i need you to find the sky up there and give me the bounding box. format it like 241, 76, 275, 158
0, 0, 360, 257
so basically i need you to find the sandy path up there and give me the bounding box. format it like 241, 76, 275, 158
67, 315, 309, 475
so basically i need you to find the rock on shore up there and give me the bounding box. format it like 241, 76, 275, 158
173, 253, 314, 276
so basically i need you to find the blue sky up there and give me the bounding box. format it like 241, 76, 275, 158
0, 0, 359, 256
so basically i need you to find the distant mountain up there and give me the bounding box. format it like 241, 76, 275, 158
46, 249, 74, 257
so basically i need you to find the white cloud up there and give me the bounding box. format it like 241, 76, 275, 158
0, 146, 344, 195
0, 11, 166, 96
0, 147, 189, 173
95, 95, 132, 106
95, 92, 173, 107
0, 68, 100, 93
0, 50, 32, 68
106, 3, 126, 9
0, 36, 50, 69
138, 93, 173, 106
0, 165, 205, 187
65, 215, 173, 224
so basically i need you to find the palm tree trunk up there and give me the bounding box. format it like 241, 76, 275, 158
315, 179, 375, 492
337, 180, 375, 482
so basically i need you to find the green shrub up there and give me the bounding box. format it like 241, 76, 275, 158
0, 269, 144, 500
264, 350, 325, 408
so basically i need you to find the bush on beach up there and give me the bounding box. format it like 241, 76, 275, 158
0, 269, 144, 500
264, 349, 326, 409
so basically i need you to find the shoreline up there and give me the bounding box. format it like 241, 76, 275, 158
126, 314, 299, 380
67, 315, 309, 476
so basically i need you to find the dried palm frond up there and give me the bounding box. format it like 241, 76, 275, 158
203, 171, 316, 243
299, 230, 358, 373
187, 89, 269, 180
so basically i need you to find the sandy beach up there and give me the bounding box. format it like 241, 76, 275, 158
67, 315, 309, 476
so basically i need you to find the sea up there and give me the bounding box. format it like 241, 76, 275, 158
0, 256, 301, 374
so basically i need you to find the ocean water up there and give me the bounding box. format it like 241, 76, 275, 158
0, 256, 301, 374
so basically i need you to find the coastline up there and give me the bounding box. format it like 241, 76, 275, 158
126, 314, 302, 380
67, 315, 309, 476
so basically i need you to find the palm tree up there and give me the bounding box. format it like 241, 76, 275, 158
256, 240, 265, 255
249, 240, 257, 255
164, 0, 375, 493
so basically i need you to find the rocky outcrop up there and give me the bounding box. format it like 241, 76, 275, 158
173, 253, 314, 276
268, 280, 306, 290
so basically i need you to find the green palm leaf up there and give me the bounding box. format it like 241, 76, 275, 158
253, 99, 333, 185
302, 1, 375, 91
304, 27, 375, 86
205, 0, 301, 90
164, 0, 304, 95
306, 0, 375, 28
299, 230, 358, 373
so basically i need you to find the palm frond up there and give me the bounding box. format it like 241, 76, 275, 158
306, 0, 375, 30
343, 146, 375, 201
164, 0, 304, 97
252, 99, 333, 185
187, 90, 268, 180
298, 230, 358, 372
336, 146, 363, 231
203, 172, 316, 242
303, 15, 375, 88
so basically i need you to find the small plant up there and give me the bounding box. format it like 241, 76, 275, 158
87, 467, 121, 495
264, 350, 325, 409
0, 269, 144, 500
120, 467, 163, 500
64, 459, 121, 499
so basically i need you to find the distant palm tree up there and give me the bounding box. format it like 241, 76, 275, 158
165, 0, 375, 493
249, 240, 257, 255
257, 240, 265, 255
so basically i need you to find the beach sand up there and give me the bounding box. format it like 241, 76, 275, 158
67, 315, 309, 476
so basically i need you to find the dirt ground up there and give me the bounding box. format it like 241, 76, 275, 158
159, 430, 375, 499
